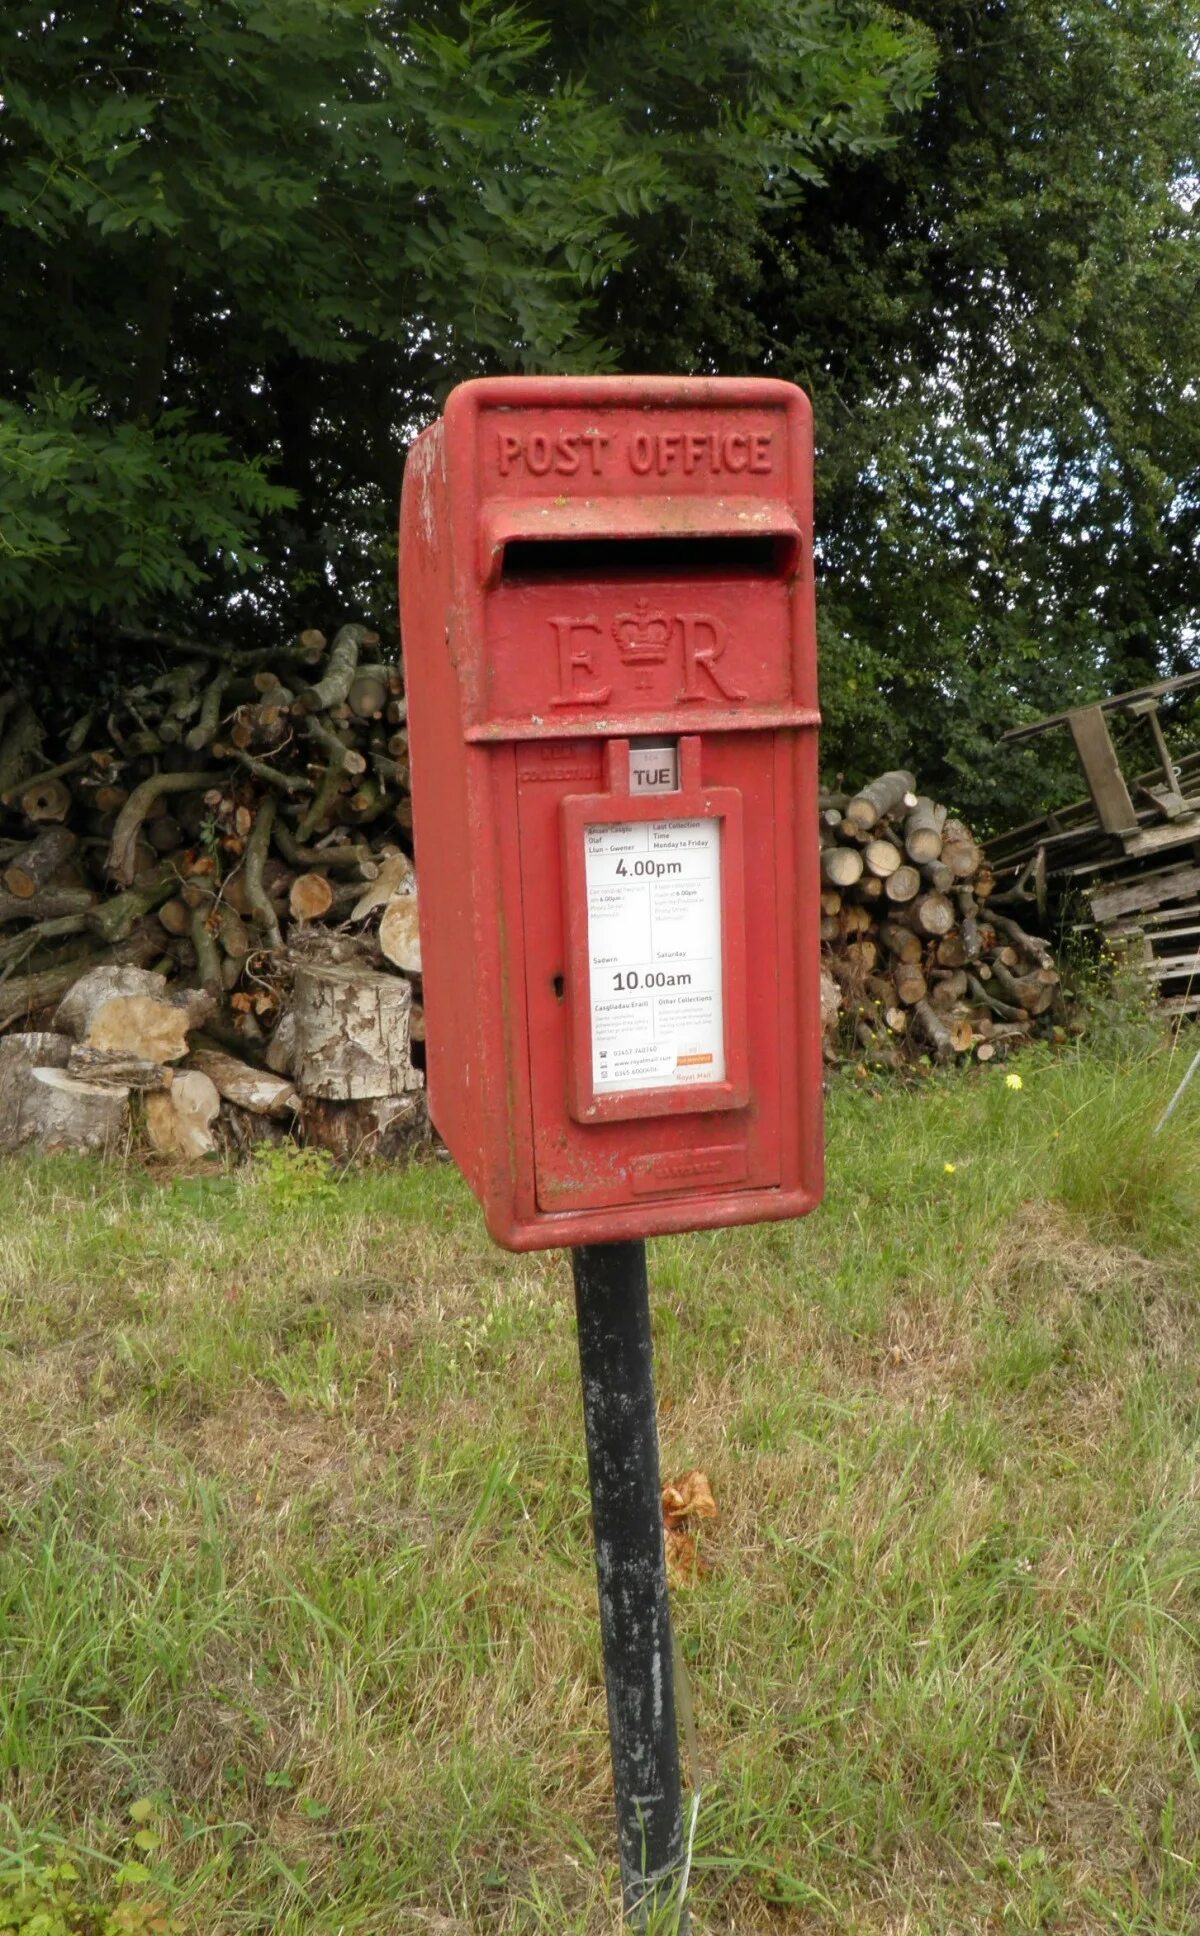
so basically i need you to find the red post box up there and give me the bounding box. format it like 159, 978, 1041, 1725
399, 375, 823, 1250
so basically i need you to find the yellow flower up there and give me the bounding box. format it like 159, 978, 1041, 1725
1005, 1072, 1023, 1091
944, 1162, 957, 1173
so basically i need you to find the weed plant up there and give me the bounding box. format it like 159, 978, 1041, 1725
0, 1005, 1198, 1931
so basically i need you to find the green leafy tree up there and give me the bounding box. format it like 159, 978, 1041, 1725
601, 1, 1200, 822
760, 0, 1200, 820
0, 0, 931, 659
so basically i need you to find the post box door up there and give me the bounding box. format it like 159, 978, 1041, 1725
517, 730, 786, 1215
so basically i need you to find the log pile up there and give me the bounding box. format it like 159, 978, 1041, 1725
0, 638, 1067, 1163
0, 627, 425, 1157
819, 770, 1065, 1068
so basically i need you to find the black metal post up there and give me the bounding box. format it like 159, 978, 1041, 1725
572, 1239, 687, 1929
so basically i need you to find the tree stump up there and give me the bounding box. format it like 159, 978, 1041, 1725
292, 962, 422, 1100
0, 1058, 128, 1152
300, 1092, 426, 1162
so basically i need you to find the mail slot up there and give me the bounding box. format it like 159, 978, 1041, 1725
399, 375, 823, 1249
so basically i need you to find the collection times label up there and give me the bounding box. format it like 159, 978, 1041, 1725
584, 818, 724, 1094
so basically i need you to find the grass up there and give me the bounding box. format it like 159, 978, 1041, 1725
1, 1022, 1199, 1931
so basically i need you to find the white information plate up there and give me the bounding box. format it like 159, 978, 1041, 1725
584, 818, 725, 1094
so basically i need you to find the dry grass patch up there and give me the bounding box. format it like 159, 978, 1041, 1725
0, 1039, 1198, 1932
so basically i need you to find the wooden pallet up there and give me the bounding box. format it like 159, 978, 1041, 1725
987, 673, 1200, 1012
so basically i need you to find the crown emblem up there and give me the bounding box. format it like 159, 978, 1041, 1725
613, 602, 672, 687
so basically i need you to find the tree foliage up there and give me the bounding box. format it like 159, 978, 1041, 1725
592, 1, 1200, 819
0, 0, 929, 648
3, 0, 1198, 826
769, 0, 1200, 818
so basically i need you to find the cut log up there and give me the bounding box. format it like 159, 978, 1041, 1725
144, 1070, 221, 1159
883, 864, 921, 904
187, 1044, 298, 1118
350, 851, 412, 921
66, 1046, 172, 1091
940, 817, 981, 878
89, 872, 177, 944
106, 770, 224, 888
987, 958, 1057, 1017
292, 962, 423, 1100
0, 886, 96, 926
935, 933, 969, 970
289, 872, 334, 922
300, 1092, 426, 1162
877, 920, 923, 965
294, 623, 366, 715
0, 933, 161, 1034
929, 969, 969, 1010
966, 973, 1027, 1022
914, 1000, 959, 1064
821, 845, 864, 888
894, 965, 928, 1006
242, 795, 284, 953
845, 938, 878, 974
0, 1031, 71, 1072
0, 1061, 128, 1152
347, 666, 391, 719
189, 909, 222, 991
903, 798, 946, 864
55, 965, 214, 1061
378, 895, 422, 974
900, 891, 956, 936
301, 712, 367, 778
863, 838, 903, 879
2, 827, 79, 899
158, 898, 192, 937
17, 775, 75, 823
144, 813, 183, 855
264, 1009, 296, 1077
845, 770, 917, 829
218, 906, 253, 960
819, 970, 841, 1037
987, 911, 1055, 969
184, 670, 233, 751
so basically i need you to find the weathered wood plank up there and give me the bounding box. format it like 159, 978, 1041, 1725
1089, 863, 1200, 925
1067, 708, 1139, 835
1121, 817, 1200, 859
1001, 667, 1200, 743
1140, 954, 1200, 980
